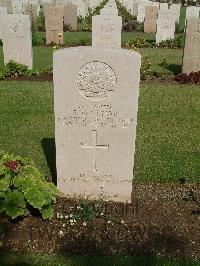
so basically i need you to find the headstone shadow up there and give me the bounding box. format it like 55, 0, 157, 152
41, 138, 57, 185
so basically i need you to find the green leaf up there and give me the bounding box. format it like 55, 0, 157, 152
19, 165, 43, 180
4, 190, 26, 219
0, 199, 6, 212
13, 176, 31, 191
24, 187, 45, 210
41, 205, 53, 219
0, 175, 11, 192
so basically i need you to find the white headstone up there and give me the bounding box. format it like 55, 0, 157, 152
54, 46, 141, 203
160, 3, 168, 10
2, 14, 33, 68
0, 7, 7, 39
12, 0, 23, 14
92, 15, 122, 48
156, 18, 175, 44
186, 6, 200, 20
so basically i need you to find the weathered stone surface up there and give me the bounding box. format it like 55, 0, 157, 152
160, 3, 168, 10
45, 6, 64, 44
182, 18, 200, 74
12, 1, 23, 14
54, 46, 141, 203
0, 7, 7, 39
64, 3, 77, 31
24, 3, 38, 30
144, 5, 159, 33
186, 6, 200, 20
170, 3, 181, 23
156, 18, 175, 44
92, 15, 122, 48
2, 14, 32, 68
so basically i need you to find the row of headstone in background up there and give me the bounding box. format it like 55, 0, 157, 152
92, 0, 122, 47
182, 18, 200, 74
54, 0, 141, 203
0, 0, 102, 18
1, 14, 33, 68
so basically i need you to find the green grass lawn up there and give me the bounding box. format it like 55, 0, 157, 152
34, 31, 155, 46
0, 81, 200, 183
0, 45, 183, 75
0, 252, 199, 266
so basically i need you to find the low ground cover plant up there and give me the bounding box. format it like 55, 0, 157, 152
175, 71, 200, 84
0, 150, 58, 219
0, 61, 39, 80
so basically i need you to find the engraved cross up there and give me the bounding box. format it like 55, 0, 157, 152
81, 130, 109, 172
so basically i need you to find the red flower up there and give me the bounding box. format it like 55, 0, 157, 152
6, 160, 20, 172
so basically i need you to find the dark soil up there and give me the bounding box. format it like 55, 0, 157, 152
6, 72, 53, 82
1, 182, 200, 259
6, 72, 177, 84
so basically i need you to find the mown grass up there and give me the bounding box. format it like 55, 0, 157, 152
0, 252, 199, 266
0, 81, 200, 183
0, 45, 183, 76
34, 31, 155, 46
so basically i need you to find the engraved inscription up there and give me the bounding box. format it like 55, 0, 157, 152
81, 130, 109, 172
58, 105, 134, 128
9, 18, 23, 34
58, 174, 132, 184
100, 18, 115, 32
77, 61, 117, 101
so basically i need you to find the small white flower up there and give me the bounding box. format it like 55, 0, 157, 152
70, 219, 73, 223
65, 215, 69, 219
62, 223, 66, 227
100, 212, 104, 216
107, 220, 111, 224
59, 230, 64, 236
60, 214, 63, 219
56, 212, 60, 218
70, 214, 73, 218
121, 220, 125, 224
83, 222, 87, 226
70, 207, 74, 210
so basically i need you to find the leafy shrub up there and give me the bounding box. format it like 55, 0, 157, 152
126, 36, 149, 49
123, 20, 139, 32
135, 22, 144, 32
0, 61, 39, 80
115, 0, 134, 23
32, 31, 39, 46
175, 22, 184, 34
156, 56, 172, 77
63, 23, 72, 32
78, 0, 108, 32
141, 56, 152, 80
37, 10, 45, 32
0, 150, 59, 219
157, 34, 184, 49
175, 71, 200, 84
159, 57, 169, 69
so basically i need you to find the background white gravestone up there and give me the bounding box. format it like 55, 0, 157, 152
170, 4, 181, 23
12, 1, 23, 14
186, 6, 200, 20
160, 3, 168, 10
0, 7, 7, 40
137, 2, 148, 23
92, 15, 122, 48
2, 14, 33, 68
182, 18, 200, 74
156, 18, 175, 44
54, 47, 141, 203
